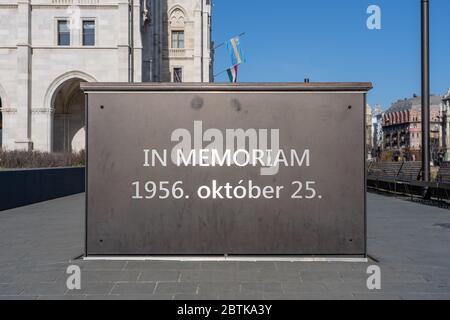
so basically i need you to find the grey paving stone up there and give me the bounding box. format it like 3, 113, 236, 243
399, 293, 450, 300
30, 262, 76, 272
379, 282, 450, 294
180, 270, 236, 282
0, 295, 39, 300
352, 292, 403, 300
78, 261, 127, 271
125, 261, 201, 271
65, 282, 114, 295
240, 282, 283, 294
200, 261, 238, 271
139, 270, 180, 282
81, 270, 140, 283
299, 270, 342, 282
0, 273, 20, 284
233, 270, 294, 282
275, 262, 308, 273
1, 192, 450, 300
155, 282, 198, 295
85, 294, 173, 300
419, 271, 450, 284
339, 269, 373, 281
252, 270, 302, 282
38, 294, 86, 300
218, 292, 265, 300
277, 262, 358, 272
21, 282, 67, 296
262, 293, 355, 300
13, 270, 66, 284
380, 271, 429, 283
174, 293, 219, 300
237, 261, 277, 272
323, 280, 369, 292
110, 282, 157, 295
197, 282, 241, 295
282, 282, 329, 294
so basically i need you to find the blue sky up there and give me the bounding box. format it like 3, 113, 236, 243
212, 0, 450, 110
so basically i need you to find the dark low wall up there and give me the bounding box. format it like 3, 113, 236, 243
0, 167, 85, 211
367, 178, 450, 200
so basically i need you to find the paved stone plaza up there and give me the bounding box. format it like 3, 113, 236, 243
0, 192, 449, 300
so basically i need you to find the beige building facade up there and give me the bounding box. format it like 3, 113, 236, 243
0, 0, 213, 152
382, 95, 444, 161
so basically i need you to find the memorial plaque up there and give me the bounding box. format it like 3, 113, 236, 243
82, 83, 371, 256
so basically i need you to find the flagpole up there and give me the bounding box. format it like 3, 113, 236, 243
213, 32, 246, 50
421, 0, 430, 183
214, 63, 240, 78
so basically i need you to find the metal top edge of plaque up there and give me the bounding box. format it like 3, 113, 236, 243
80, 82, 373, 93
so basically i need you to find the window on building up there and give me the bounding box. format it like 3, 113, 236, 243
57, 20, 70, 46
173, 68, 183, 82
171, 31, 185, 49
82, 20, 95, 46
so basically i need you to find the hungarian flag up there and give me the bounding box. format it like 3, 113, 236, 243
227, 65, 238, 83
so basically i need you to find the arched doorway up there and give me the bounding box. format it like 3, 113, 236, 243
52, 78, 86, 153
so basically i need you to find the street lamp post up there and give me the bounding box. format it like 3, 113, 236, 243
421, 0, 431, 182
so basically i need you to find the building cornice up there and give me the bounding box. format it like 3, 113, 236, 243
0, 1, 121, 8
1, 46, 144, 50
32, 46, 120, 49
31, 4, 118, 9
1, 45, 143, 50
0, 108, 17, 113
32, 108, 55, 114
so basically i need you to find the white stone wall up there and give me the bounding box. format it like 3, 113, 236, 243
141, 0, 212, 82
165, 0, 212, 82
0, 0, 142, 151
0, 0, 212, 152
0, 48, 17, 149
0, 2, 18, 149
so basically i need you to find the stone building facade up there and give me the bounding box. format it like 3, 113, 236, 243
0, 0, 213, 152
370, 105, 383, 154
440, 89, 450, 160
382, 95, 442, 159
365, 104, 372, 154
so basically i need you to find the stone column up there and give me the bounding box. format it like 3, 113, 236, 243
118, 0, 131, 82
133, 0, 142, 82
15, 0, 32, 150
0, 108, 18, 150
31, 108, 54, 152
193, 0, 202, 82
202, 1, 211, 82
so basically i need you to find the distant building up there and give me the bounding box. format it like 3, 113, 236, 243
440, 89, 450, 160
366, 104, 373, 158
371, 105, 383, 156
382, 95, 442, 161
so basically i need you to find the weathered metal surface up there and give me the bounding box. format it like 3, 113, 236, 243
83, 83, 370, 256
